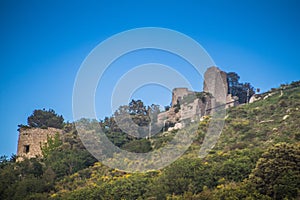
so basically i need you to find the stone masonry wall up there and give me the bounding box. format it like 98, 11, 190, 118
171, 88, 194, 106
17, 127, 63, 161
157, 66, 233, 127
203, 66, 228, 104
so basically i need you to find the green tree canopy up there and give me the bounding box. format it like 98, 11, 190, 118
249, 142, 300, 199
227, 72, 255, 103
27, 109, 64, 129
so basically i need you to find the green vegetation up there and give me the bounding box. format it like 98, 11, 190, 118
180, 91, 212, 105
227, 72, 255, 103
24, 109, 64, 129
1, 81, 300, 199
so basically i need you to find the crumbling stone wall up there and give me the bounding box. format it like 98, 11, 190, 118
180, 97, 211, 121
171, 88, 194, 106
17, 127, 63, 161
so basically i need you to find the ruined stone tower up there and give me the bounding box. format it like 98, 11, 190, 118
157, 66, 238, 126
17, 127, 63, 161
203, 66, 239, 109
203, 66, 228, 104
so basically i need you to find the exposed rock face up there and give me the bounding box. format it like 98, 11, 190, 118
249, 94, 262, 103
226, 94, 239, 108
17, 127, 63, 161
167, 123, 183, 132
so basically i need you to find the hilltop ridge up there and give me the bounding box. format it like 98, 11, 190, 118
0, 80, 299, 200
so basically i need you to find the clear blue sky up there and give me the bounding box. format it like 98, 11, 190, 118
1, 0, 299, 156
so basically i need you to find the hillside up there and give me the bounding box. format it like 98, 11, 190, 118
0, 81, 300, 200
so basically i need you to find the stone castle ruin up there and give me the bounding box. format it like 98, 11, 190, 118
17, 66, 239, 160
171, 88, 195, 106
17, 127, 63, 161
157, 66, 239, 128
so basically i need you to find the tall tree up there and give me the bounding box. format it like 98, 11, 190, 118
227, 72, 240, 94
227, 72, 255, 103
27, 109, 64, 129
129, 100, 147, 115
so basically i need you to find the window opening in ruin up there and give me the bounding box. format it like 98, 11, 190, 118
24, 145, 30, 154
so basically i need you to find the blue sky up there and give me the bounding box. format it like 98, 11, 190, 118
0, 0, 299, 156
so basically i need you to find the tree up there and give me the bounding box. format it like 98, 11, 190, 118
227, 72, 255, 103
112, 100, 161, 138
212, 182, 271, 200
43, 131, 97, 178
122, 139, 152, 153
249, 143, 300, 199
227, 72, 240, 94
41, 133, 62, 158
149, 158, 213, 198
27, 109, 64, 129
129, 99, 147, 115
147, 104, 161, 122
0, 158, 51, 200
